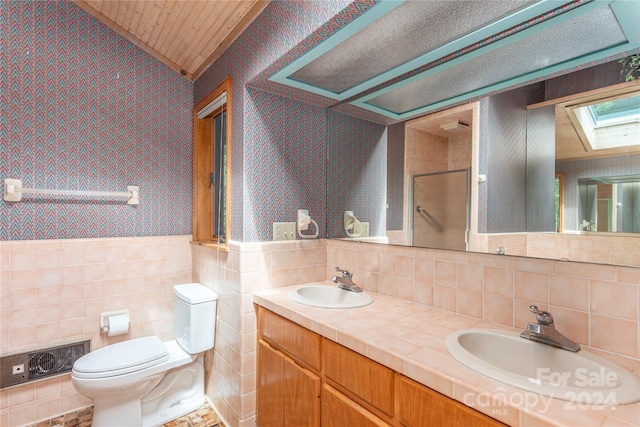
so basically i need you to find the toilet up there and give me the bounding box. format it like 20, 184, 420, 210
72, 283, 218, 427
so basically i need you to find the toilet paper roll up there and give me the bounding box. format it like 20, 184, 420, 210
107, 313, 130, 337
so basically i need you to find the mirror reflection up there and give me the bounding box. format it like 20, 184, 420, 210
327, 60, 640, 266
578, 175, 640, 233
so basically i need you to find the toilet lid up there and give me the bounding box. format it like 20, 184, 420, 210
72, 336, 169, 379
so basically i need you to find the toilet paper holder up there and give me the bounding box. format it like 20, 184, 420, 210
100, 309, 130, 335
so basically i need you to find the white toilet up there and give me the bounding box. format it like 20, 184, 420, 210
72, 283, 218, 427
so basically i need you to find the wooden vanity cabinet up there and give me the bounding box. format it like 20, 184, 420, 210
323, 338, 394, 420
257, 305, 322, 371
256, 308, 322, 427
256, 340, 284, 426
321, 384, 391, 427
399, 376, 506, 427
256, 340, 321, 427
256, 307, 506, 427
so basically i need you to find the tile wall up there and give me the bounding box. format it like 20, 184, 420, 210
191, 240, 327, 427
391, 113, 473, 247
327, 239, 640, 363
0, 235, 192, 426
482, 232, 640, 267
194, 237, 637, 427
2, 236, 638, 427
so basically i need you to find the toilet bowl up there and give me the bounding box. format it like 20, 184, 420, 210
72, 283, 218, 427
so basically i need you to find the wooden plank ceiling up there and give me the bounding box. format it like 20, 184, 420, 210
72, 0, 270, 81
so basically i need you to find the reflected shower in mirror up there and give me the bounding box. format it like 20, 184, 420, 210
412, 169, 469, 251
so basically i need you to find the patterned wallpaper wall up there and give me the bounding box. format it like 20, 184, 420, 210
386, 122, 405, 231
479, 87, 529, 234
194, 0, 360, 241
0, 0, 193, 240
327, 110, 387, 238
244, 87, 326, 241
556, 154, 640, 231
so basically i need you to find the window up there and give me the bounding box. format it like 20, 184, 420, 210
588, 94, 640, 127
211, 109, 227, 240
555, 173, 564, 233
193, 77, 232, 245
569, 91, 640, 152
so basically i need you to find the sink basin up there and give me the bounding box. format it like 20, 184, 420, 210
288, 284, 373, 308
446, 329, 640, 405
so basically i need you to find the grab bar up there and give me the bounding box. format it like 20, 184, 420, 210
416, 205, 444, 233
3, 179, 139, 205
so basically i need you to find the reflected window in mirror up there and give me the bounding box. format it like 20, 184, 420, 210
577, 175, 640, 233
567, 92, 640, 152
555, 173, 564, 233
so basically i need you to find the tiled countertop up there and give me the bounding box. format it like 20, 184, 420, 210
253, 282, 640, 427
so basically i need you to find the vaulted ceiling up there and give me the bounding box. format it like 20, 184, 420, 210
71, 0, 270, 81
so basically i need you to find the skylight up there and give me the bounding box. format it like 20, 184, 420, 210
569, 92, 640, 152
588, 95, 640, 128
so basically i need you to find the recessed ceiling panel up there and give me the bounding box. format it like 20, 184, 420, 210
288, 0, 536, 94
355, 3, 635, 118
364, 6, 627, 114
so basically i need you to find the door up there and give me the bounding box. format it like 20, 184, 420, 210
412, 169, 469, 251
256, 340, 284, 427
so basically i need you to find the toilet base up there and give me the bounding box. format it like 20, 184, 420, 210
141, 357, 206, 427
92, 395, 144, 427
89, 372, 164, 427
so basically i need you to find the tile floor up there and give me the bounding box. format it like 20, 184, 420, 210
28, 402, 225, 427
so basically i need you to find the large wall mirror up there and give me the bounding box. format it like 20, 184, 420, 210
327, 60, 640, 267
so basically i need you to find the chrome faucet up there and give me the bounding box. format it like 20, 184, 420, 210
520, 305, 580, 352
332, 267, 363, 293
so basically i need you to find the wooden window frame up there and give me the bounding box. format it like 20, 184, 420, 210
192, 77, 232, 247
555, 172, 564, 233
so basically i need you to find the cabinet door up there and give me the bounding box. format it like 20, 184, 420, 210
399, 376, 506, 427
283, 356, 321, 427
258, 307, 322, 371
321, 384, 391, 427
256, 340, 284, 427
323, 339, 394, 417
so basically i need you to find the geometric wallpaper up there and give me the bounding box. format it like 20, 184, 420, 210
243, 86, 327, 242
192, 0, 638, 243
482, 87, 530, 234
194, 0, 359, 241
327, 110, 387, 238
0, 0, 193, 240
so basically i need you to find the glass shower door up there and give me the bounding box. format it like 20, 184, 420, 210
411, 169, 469, 251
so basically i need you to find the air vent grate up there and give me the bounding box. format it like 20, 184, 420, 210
0, 340, 90, 389
28, 351, 56, 379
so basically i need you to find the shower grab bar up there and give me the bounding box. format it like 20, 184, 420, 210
3, 179, 139, 205
416, 205, 445, 234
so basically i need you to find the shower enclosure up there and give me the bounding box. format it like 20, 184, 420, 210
411, 169, 470, 251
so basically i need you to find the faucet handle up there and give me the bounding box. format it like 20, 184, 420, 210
529, 305, 554, 326
335, 266, 352, 279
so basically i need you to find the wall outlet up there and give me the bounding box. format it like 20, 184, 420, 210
273, 222, 296, 241
359, 222, 370, 237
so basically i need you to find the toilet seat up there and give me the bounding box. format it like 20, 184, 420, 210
73, 336, 169, 379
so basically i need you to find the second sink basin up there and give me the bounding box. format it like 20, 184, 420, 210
288, 284, 373, 308
446, 328, 640, 405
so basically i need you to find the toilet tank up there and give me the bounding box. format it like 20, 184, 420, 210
173, 283, 218, 354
